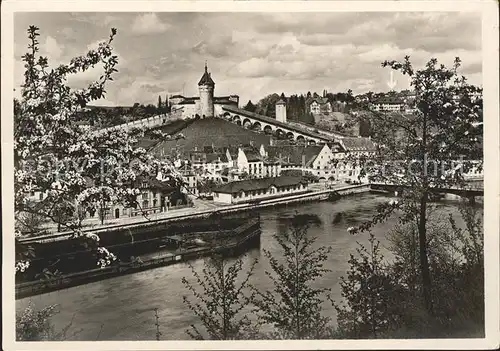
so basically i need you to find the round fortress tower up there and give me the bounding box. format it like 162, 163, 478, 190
198, 63, 215, 118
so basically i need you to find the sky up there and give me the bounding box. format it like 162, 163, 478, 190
14, 12, 482, 107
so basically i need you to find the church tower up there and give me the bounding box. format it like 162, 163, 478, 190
198, 62, 215, 118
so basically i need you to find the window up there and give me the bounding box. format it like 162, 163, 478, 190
142, 192, 148, 200
39, 193, 43, 201
153, 199, 158, 207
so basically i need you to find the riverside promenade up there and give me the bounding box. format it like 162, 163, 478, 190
20, 182, 371, 244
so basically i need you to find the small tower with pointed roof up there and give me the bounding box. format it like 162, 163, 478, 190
276, 97, 287, 123
198, 62, 215, 118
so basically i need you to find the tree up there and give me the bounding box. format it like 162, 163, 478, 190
337, 203, 485, 338
255, 93, 280, 118
334, 233, 402, 338
164, 94, 170, 113
158, 95, 162, 110
350, 56, 483, 314
252, 215, 335, 339
182, 254, 258, 340
16, 302, 73, 341
16, 200, 46, 236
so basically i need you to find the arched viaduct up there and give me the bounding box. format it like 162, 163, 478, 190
220, 106, 333, 145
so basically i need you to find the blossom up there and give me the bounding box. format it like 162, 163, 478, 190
85, 232, 100, 242
15, 260, 30, 274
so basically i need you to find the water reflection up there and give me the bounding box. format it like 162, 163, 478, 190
17, 193, 479, 340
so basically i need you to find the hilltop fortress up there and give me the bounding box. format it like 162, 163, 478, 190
168, 64, 239, 119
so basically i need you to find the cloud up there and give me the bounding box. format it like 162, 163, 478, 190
12, 12, 482, 107
42, 36, 63, 61
140, 83, 165, 93
131, 13, 170, 34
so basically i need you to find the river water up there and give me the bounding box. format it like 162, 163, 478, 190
17, 193, 476, 340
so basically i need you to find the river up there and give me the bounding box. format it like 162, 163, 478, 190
17, 193, 478, 340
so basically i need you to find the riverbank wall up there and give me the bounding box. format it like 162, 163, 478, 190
15, 218, 261, 299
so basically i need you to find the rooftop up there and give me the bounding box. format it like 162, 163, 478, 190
221, 106, 332, 142
134, 176, 178, 192
214, 176, 307, 194
340, 137, 377, 152
373, 97, 404, 105
306, 96, 330, 105
266, 145, 324, 165
198, 63, 215, 87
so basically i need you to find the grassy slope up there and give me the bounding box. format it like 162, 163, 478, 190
149, 117, 272, 156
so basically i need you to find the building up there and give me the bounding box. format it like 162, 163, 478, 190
328, 137, 377, 182
190, 149, 232, 182
370, 92, 418, 113
95, 177, 181, 220
370, 97, 405, 112
371, 97, 404, 112
307, 96, 332, 115
180, 169, 199, 196
213, 176, 309, 204
169, 64, 239, 119
263, 144, 335, 179
337, 137, 377, 158
236, 146, 264, 178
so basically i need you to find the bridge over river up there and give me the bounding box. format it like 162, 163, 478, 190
371, 179, 484, 201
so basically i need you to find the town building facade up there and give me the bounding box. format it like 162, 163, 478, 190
213, 176, 309, 204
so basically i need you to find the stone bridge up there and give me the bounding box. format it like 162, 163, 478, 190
220, 105, 334, 144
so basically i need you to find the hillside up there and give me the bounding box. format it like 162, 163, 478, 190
149, 117, 272, 158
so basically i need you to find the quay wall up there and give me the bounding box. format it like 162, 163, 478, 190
15, 226, 262, 299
